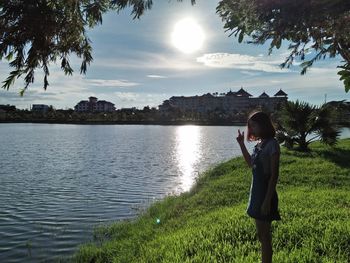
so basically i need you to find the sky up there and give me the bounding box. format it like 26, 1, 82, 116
0, 1, 349, 110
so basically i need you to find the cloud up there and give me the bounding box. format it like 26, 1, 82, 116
85, 78, 140, 87
218, 62, 346, 105
114, 92, 139, 102
196, 53, 289, 73
0, 89, 60, 101
240, 71, 262, 77
113, 92, 168, 108
147, 75, 168, 79
0, 67, 95, 109
92, 52, 205, 71
305, 67, 339, 74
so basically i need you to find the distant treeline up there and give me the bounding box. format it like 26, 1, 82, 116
0, 107, 247, 125
0, 102, 349, 126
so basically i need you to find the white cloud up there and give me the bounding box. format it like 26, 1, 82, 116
85, 79, 139, 87
219, 63, 347, 105
147, 75, 168, 79
240, 71, 261, 77
92, 52, 205, 71
196, 53, 289, 73
113, 92, 168, 108
114, 92, 139, 102
305, 67, 338, 74
0, 66, 96, 108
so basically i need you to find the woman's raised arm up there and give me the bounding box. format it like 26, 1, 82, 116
236, 129, 252, 168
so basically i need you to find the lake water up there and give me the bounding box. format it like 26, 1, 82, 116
0, 124, 349, 262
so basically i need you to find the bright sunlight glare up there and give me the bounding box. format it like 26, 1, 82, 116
175, 126, 201, 192
171, 18, 205, 54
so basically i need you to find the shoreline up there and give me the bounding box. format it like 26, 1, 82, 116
1, 120, 349, 127
0, 120, 247, 126
73, 139, 350, 262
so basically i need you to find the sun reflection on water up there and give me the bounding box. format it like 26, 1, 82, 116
175, 125, 202, 192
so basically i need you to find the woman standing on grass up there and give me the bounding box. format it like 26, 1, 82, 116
236, 111, 281, 263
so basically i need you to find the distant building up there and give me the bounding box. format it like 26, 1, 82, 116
96, 100, 115, 112
259, 92, 270, 98
274, 89, 288, 97
32, 104, 49, 113
74, 97, 115, 112
0, 104, 16, 112
75, 100, 89, 112
159, 88, 288, 114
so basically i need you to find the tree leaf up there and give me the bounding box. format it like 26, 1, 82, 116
238, 31, 244, 43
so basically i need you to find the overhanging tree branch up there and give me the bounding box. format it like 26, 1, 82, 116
0, 0, 196, 95
217, 0, 350, 92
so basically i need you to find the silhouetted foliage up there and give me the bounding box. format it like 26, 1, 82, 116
276, 100, 341, 151
217, 0, 350, 92
3, 0, 349, 96
0, 0, 195, 95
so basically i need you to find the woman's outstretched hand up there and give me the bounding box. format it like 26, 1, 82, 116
236, 129, 245, 145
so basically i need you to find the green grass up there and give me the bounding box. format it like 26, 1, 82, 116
73, 139, 350, 263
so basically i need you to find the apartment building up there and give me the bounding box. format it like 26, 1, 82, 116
159, 88, 288, 113
74, 97, 116, 112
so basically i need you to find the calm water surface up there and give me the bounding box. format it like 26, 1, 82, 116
0, 124, 349, 262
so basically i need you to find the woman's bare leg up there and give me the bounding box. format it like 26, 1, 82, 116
255, 219, 272, 263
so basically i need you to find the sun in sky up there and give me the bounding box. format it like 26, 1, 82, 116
171, 17, 205, 54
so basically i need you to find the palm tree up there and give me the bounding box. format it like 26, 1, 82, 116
276, 100, 340, 151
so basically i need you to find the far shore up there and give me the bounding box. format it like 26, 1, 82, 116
0, 120, 247, 126
1, 120, 350, 127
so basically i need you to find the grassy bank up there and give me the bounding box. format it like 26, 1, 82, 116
73, 139, 350, 263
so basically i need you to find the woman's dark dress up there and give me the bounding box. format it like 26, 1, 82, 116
247, 138, 281, 222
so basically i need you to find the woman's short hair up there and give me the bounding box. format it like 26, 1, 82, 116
247, 111, 276, 141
